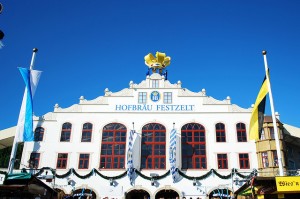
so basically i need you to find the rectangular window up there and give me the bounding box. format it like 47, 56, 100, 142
217, 154, 228, 169
138, 92, 147, 104
272, 150, 278, 167
57, 153, 68, 169
260, 129, 266, 140
239, 153, 250, 169
269, 127, 275, 139
163, 92, 172, 104
78, 154, 90, 169
29, 152, 40, 168
262, 152, 269, 168
152, 80, 159, 88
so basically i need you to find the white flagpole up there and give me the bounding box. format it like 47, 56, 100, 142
262, 50, 284, 176
29, 48, 38, 70
8, 48, 38, 174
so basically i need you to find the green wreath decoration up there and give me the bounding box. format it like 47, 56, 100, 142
18, 167, 255, 183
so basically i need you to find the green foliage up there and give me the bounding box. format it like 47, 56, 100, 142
0, 144, 23, 169
0, 147, 10, 168
20, 166, 253, 183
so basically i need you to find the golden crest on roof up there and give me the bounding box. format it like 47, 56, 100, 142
144, 52, 171, 74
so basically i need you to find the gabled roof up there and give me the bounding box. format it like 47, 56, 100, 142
283, 123, 300, 138
0, 126, 15, 149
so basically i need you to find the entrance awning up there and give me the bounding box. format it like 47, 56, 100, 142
0, 172, 57, 197
235, 176, 280, 199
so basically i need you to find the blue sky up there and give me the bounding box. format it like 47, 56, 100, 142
1, 0, 300, 130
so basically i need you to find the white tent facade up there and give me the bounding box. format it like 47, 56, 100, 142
20, 72, 257, 199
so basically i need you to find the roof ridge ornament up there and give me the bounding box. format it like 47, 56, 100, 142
144, 51, 171, 76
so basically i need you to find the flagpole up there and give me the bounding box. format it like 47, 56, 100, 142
8, 48, 38, 174
262, 50, 284, 176
30, 48, 38, 70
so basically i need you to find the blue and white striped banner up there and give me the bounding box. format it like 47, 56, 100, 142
16, 68, 42, 142
169, 128, 178, 182
127, 130, 136, 184
79, 188, 85, 199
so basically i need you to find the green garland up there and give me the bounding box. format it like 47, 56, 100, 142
178, 169, 214, 180
213, 168, 233, 179
93, 169, 127, 180
235, 169, 257, 179
55, 169, 72, 178
135, 170, 170, 180
18, 167, 254, 182
176, 168, 254, 181
72, 168, 94, 179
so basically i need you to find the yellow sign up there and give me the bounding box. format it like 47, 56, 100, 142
276, 176, 300, 192
257, 195, 264, 199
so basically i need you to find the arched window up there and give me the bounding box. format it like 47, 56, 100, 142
236, 123, 247, 142
81, 123, 92, 142
141, 123, 166, 169
60, 122, 72, 142
181, 123, 206, 169
215, 123, 226, 142
34, 127, 44, 142
100, 123, 126, 169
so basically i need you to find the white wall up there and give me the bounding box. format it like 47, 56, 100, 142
21, 74, 256, 198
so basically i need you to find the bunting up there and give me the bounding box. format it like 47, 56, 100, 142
127, 130, 136, 184
169, 128, 178, 182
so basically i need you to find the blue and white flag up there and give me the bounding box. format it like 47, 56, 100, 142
127, 130, 136, 184
169, 128, 178, 182
15, 68, 42, 142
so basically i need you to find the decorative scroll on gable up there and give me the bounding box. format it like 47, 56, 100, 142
178, 88, 206, 97
107, 88, 133, 97
203, 96, 230, 105
33, 112, 57, 121
130, 80, 147, 88
231, 104, 252, 112
163, 80, 180, 88
80, 96, 108, 105
54, 104, 82, 113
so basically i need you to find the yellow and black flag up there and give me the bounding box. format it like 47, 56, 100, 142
249, 74, 269, 140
